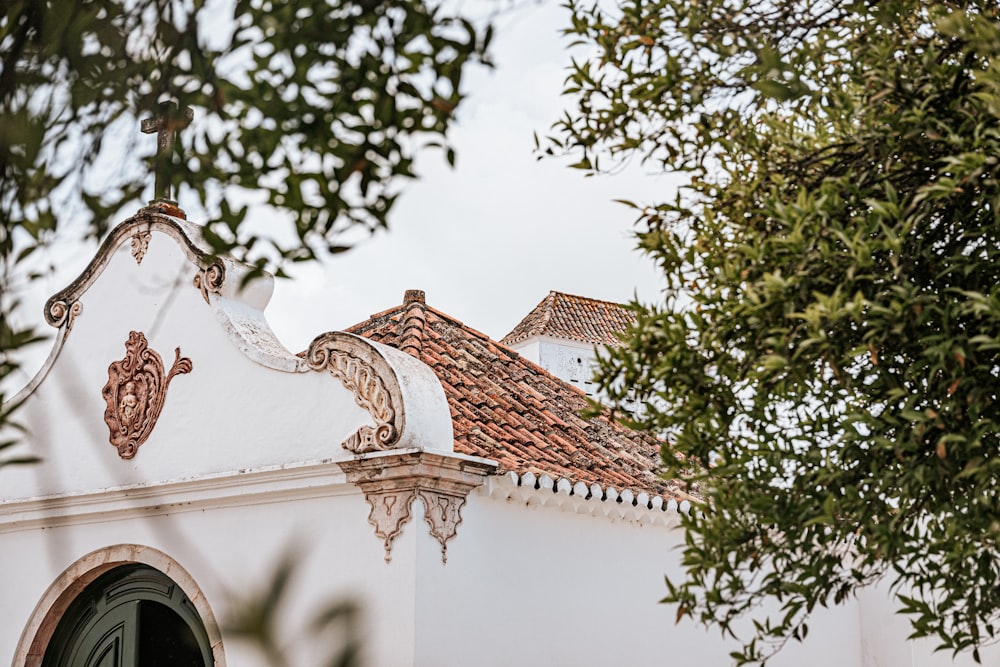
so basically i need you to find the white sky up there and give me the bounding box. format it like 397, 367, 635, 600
265, 1, 682, 349
11, 1, 682, 384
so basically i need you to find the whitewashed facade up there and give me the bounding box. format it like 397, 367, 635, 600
1, 211, 992, 666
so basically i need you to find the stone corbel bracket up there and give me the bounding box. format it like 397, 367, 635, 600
340, 449, 497, 563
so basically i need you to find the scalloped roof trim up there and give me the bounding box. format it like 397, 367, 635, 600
487, 470, 693, 526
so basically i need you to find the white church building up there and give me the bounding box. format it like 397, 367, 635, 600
1, 208, 993, 666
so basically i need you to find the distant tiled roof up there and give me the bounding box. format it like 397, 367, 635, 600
346, 290, 693, 500
500, 291, 636, 347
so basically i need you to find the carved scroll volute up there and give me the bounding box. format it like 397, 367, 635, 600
102, 331, 192, 459
192, 260, 225, 304
305, 332, 405, 454
45, 299, 83, 330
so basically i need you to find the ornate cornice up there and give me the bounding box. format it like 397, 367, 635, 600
305, 332, 407, 453
340, 450, 496, 563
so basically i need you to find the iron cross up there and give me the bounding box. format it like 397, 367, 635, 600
141, 102, 193, 203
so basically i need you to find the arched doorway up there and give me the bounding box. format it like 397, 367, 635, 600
42, 564, 214, 667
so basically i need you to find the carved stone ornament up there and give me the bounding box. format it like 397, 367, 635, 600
341, 451, 496, 563
305, 332, 405, 454
365, 489, 417, 563
192, 261, 225, 304
131, 230, 151, 264
418, 489, 468, 564
102, 331, 192, 459
45, 300, 83, 330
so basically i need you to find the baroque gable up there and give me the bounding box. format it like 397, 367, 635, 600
5, 209, 486, 561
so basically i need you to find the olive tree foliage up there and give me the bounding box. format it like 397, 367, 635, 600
0, 0, 491, 463
553, 0, 1000, 663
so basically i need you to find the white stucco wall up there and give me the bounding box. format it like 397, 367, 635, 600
1, 214, 457, 667
5, 469, 998, 667
538, 337, 600, 393
509, 335, 640, 412
5, 226, 366, 500
855, 583, 1000, 667
410, 476, 863, 667
4, 216, 454, 504
408, 478, 1000, 667
509, 336, 598, 395
0, 469, 421, 667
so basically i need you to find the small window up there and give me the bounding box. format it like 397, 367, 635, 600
43, 565, 213, 667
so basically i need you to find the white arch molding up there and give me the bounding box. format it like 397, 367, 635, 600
12, 544, 226, 667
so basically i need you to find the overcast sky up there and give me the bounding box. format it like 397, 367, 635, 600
12, 1, 683, 383
265, 1, 685, 349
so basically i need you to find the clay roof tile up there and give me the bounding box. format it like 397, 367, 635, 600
500, 291, 636, 347
347, 290, 689, 500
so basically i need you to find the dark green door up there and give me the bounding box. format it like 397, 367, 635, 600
44, 565, 213, 667
66, 602, 135, 667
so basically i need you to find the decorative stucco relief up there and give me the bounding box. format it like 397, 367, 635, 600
363, 489, 417, 563
131, 229, 151, 264
45, 300, 83, 331
193, 261, 225, 304
305, 332, 405, 453
102, 331, 192, 459
19, 209, 322, 424
341, 450, 496, 563
417, 489, 467, 564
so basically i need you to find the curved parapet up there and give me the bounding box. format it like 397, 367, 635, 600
37, 209, 303, 375
43, 212, 221, 329
305, 331, 454, 454
7, 208, 454, 500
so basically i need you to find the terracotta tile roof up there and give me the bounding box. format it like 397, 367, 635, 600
500, 291, 636, 347
346, 290, 693, 500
